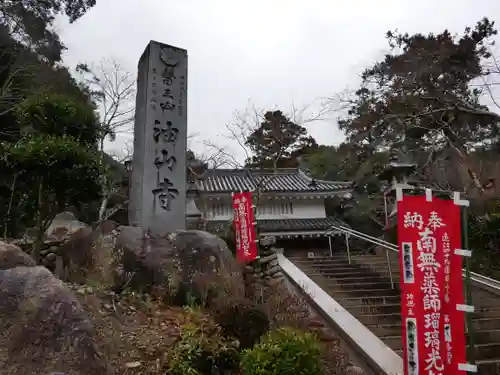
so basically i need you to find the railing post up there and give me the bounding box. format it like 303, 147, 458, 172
328, 235, 333, 257
345, 232, 352, 264
461, 201, 476, 364
385, 248, 394, 289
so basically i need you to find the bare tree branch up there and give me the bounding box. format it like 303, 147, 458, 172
0, 48, 37, 133
76, 57, 136, 152
76, 58, 136, 220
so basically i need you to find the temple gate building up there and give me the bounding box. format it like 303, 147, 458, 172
190, 168, 352, 255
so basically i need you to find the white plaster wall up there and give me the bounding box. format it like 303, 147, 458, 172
203, 198, 326, 221
288, 199, 326, 219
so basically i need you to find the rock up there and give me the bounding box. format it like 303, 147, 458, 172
267, 277, 283, 287
116, 227, 243, 303
264, 264, 281, 276
346, 364, 364, 375
96, 220, 119, 236
259, 236, 276, 247
259, 253, 277, 264
56, 227, 107, 283
46, 252, 57, 262
45, 212, 88, 240
0, 266, 111, 375
0, 241, 36, 270
125, 361, 141, 368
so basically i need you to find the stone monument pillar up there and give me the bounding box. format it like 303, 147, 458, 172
129, 40, 188, 236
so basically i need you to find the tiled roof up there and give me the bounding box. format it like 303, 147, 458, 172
206, 217, 345, 233
196, 168, 351, 193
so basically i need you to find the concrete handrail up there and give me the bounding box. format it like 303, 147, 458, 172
327, 224, 500, 294
278, 254, 404, 375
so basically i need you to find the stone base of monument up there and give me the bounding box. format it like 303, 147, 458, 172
115, 226, 244, 304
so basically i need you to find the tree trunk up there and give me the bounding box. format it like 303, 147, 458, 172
98, 192, 110, 220
97, 134, 110, 220
444, 128, 484, 195
3, 173, 17, 240
32, 176, 44, 264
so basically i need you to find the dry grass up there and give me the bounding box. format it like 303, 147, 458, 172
74, 287, 190, 374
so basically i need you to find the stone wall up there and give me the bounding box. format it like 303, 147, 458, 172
12, 239, 65, 272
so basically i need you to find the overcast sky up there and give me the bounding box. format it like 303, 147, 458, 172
56, 0, 500, 162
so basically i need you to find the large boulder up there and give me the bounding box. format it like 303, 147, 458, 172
0, 266, 111, 375
54, 224, 120, 286
0, 241, 36, 270
115, 227, 243, 303
55, 227, 96, 282
45, 212, 88, 240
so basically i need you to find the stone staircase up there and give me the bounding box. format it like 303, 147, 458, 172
289, 253, 500, 375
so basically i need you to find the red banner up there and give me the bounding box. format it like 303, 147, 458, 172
232, 191, 258, 263
397, 194, 467, 375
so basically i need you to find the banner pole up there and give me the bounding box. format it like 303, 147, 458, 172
252, 189, 260, 255
251, 189, 263, 303
461, 204, 476, 365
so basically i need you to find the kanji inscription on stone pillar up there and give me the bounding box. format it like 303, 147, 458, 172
129, 40, 187, 235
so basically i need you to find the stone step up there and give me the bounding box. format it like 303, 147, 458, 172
328, 280, 396, 290
343, 304, 500, 331
305, 265, 370, 273
335, 295, 401, 306
469, 329, 500, 345
394, 342, 500, 362
380, 335, 402, 351
351, 259, 400, 272
328, 288, 399, 298
475, 359, 500, 375
366, 318, 500, 337
473, 294, 500, 308
359, 266, 401, 277
291, 258, 358, 265
300, 260, 394, 269
300, 263, 400, 280
346, 303, 401, 315
302, 259, 392, 267
473, 317, 500, 331
354, 255, 393, 262
288, 254, 372, 261
322, 278, 398, 290
292, 259, 384, 272
365, 323, 401, 338
309, 270, 383, 278
320, 274, 400, 285
380, 329, 500, 352
352, 302, 500, 328
310, 269, 398, 284
473, 308, 500, 320
355, 312, 402, 325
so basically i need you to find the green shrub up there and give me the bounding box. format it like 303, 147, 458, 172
240, 327, 323, 375
211, 296, 270, 349
167, 308, 241, 375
